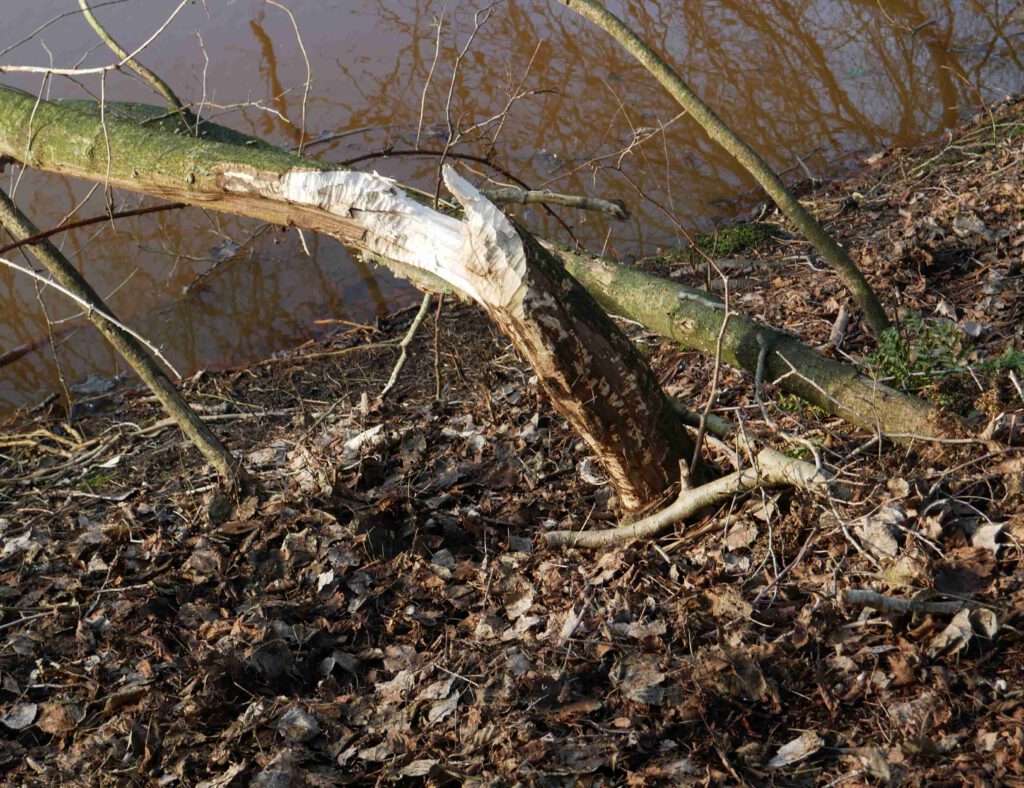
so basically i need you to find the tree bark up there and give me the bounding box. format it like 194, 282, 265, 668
0, 85, 957, 443
553, 247, 961, 442
0, 85, 689, 511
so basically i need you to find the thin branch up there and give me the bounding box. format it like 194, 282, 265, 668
481, 187, 628, 220
0, 1, 191, 78
416, 3, 447, 150
0, 202, 186, 258
545, 448, 831, 549
78, 0, 194, 131
265, 0, 311, 154
691, 272, 730, 474
380, 292, 433, 399
0, 256, 180, 377
842, 589, 972, 615
560, 0, 890, 336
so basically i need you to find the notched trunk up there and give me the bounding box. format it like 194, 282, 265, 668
221, 161, 691, 510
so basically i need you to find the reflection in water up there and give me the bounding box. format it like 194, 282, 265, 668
0, 0, 1022, 412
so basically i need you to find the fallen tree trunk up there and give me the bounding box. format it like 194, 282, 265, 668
554, 247, 963, 441
0, 85, 957, 442
0, 85, 690, 511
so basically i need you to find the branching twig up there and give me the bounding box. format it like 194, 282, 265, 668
545, 448, 831, 549
78, 0, 195, 131
0, 1, 190, 78
380, 293, 434, 399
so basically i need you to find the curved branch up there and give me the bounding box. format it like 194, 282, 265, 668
544, 448, 831, 549
560, 0, 891, 336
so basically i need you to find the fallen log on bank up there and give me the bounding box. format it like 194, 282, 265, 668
555, 247, 962, 442
0, 85, 689, 511
0, 85, 958, 444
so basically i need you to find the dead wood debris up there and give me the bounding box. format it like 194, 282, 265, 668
0, 99, 1022, 785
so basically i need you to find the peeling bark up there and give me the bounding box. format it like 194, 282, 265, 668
0, 86, 957, 443
0, 86, 690, 510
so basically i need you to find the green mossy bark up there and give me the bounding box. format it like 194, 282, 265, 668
0, 84, 953, 441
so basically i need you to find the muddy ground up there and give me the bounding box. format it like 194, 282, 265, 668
1, 99, 1023, 786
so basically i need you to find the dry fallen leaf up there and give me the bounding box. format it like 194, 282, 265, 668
767, 730, 823, 770
929, 609, 974, 657
0, 702, 36, 731
35, 702, 77, 735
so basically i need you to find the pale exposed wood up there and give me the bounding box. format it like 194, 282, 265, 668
544, 448, 831, 548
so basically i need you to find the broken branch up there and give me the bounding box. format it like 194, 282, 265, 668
544, 448, 831, 549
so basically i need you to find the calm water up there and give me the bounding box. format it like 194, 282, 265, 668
1, 0, 1022, 413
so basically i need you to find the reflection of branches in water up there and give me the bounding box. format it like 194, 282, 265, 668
1, 0, 1022, 411
341, 0, 1021, 257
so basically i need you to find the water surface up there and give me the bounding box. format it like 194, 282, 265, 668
1, 0, 1021, 412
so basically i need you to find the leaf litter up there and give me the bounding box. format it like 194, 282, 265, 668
0, 99, 1022, 785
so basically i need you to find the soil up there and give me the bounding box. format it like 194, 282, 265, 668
1, 98, 1023, 786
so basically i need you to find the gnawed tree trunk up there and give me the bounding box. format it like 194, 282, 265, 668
0, 86, 957, 444
0, 86, 689, 511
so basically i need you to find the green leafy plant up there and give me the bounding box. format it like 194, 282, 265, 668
777, 393, 828, 420
866, 317, 969, 392
977, 346, 1024, 377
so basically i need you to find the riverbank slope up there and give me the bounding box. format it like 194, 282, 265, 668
0, 98, 1022, 784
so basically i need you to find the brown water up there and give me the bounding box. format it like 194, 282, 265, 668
1, 0, 1022, 413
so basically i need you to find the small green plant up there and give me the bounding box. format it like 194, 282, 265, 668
866, 317, 969, 392
82, 470, 117, 491
977, 346, 1024, 377
695, 222, 778, 257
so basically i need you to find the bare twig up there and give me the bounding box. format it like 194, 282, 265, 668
0, 203, 186, 258
691, 273, 730, 474
380, 293, 434, 399
0, 188, 244, 489
0, 1, 190, 78
78, 0, 194, 130
842, 589, 972, 615
481, 187, 628, 220
416, 3, 447, 150
545, 448, 831, 549
265, 0, 311, 153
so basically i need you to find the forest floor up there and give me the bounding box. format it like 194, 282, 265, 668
1, 97, 1023, 786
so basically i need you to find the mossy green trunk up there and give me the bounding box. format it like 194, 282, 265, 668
0, 84, 954, 442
